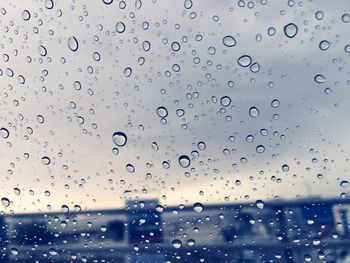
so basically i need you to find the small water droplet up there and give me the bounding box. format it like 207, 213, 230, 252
68, 36, 79, 52
284, 23, 298, 38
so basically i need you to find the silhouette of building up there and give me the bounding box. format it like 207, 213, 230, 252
2, 197, 350, 262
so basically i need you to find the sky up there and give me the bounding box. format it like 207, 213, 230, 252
0, 0, 350, 213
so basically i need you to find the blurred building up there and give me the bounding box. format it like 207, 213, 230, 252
2, 197, 350, 262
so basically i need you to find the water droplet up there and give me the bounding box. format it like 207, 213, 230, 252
282, 164, 289, 172
172, 239, 182, 249
38, 45, 47, 56
319, 40, 330, 51
284, 23, 298, 38
68, 36, 79, 52
315, 11, 324, 20
179, 155, 191, 168
314, 74, 325, 83
256, 145, 265, 153
41, 156, 51, 165
74, 205, 81, 212
271, 99, 280, 108
156, 106, 168, 118
124, 67, 132, 77
22, 10, 31, 21
237, 55, 252, 67
142, 40, 151, 51
1, 198, 10, 207
197, 141, 206, 151
126, 164, 135, 173
184, 0, 193, 9
0, 128, 9, 139
112, 132, 127, 147
116, 21, 126, 33
304, 254, 312, 262
151, 142, 159, 151
61, 205, 69, 213
45, 0, 54, 9
249, 62, 260, 73
171, 41, 181, 52
187, 239, 195, 246
193, 202, 204, 213
223, 35, 236, 47
10, 248, 18, 256
249, 107, 259, 118
135, 0, 142, 9
14, 188, 21, 196
220, 96, 231, 107
255, 200, 264, 209
340, 180, 349, 188
49, 248, 58, 256
102, 0, 113, 4
341, 13, 350, 23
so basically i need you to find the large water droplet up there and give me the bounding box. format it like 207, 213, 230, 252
282, 164, 290, 172
256, 145, 265, 153
38, 45, 47, 56
193, 202, 204, 213
223, 35, 236, 47
249, 107, 259, 118
220, 96, 231, 107
172, 239, 182, 249
41, 156, 51, 165
314, 74, 325, 83
116, 21, 126, 33
284, 23, 298, 38
1, 198, 10, 207
179, 155, 191, 168
126, 164, 135, 173
68, 36, 79, 52
156, 106, 168, 118
112, 132, 127, 147
10, 248, 18, 256
237, 55, 252, 67
340, 180, 349, 188
319, 40, 330, 51
45, 0, 54, 9
255, 200, 264, 209
22, 10, 31, 21
0, 128, 9, 139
